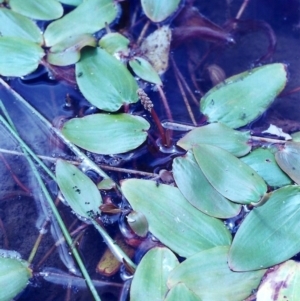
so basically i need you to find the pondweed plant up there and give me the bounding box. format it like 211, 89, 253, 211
1, 0, 300, 301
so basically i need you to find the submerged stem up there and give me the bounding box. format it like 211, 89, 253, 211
171, 57, 197, 126
0, 79, 115, 186
0, 114, 56, 181
0, 147, 158, 177
0, 104, 102, 301
27, 219, 49, 264
27, 157, 102, 301
91, 219, 136, 271
137, 20, 150, 45
157, 85, 173, 121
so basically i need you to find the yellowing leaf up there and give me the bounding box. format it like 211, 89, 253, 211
257, 260, 300, 301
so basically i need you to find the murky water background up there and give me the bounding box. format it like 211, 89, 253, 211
1, 0, 300, 300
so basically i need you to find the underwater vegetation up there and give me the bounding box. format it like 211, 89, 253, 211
1, 0, 300, 300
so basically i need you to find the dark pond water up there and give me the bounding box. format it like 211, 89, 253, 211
1, 0, 300, 300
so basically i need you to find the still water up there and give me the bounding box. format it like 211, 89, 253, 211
1, 0, 300, 300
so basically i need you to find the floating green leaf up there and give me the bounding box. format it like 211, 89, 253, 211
47, 34, 96, 66
61, 113, 149, 155
241, 148, 292, 187
168, 246, 265, 301
0, 37, 44, 77
200, 63, 287, 129
129, 57, 162, 85
8, 0, 63, 20
275, 142, 300, 184
44, 0, 118, 47
256, 260, 300, 301
165, 283, 202, 301
228, 185, 300, 271
130, 247, 179, 301
76, 47, 139, 112
177, 123, 251, 157
99, 32, 129, 55
0, 257, 32, 301
56, 159, 102, 219
141, 0, 181, 22
121, 179, 232, 258
173, 151, 241, 218
193, 144, 267, 204
127, 211, 149, 238
0, 8, 42, 44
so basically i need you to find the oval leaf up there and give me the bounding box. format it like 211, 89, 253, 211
47, 34, 96, 66
177, 122, 251, 157
0, 8, 42, 44
168, 246, 265, 301
173, 151, 241, 218
165, 283, 202, 301
99, 32, 129, 55
127, 211, 149, 238
257, 260, 300, 301
0, 257, 32, 301
0, 37, 44, 77
44, 0, 118, 47
61, 113, 149, 155
9, 0, 63, 20
241, 148, 292, 187
121, 179, 232, 258
141, 0, 181, 22
130, 247, 179, 301
193, 144, 267, 204
76, 48, 139, 112
56, 159, 102, 219
129, 57, 162, 85
140, 26, 171, 75
200, 63, 287, 129
228, 185, 300, 271
275, 142, 300, 184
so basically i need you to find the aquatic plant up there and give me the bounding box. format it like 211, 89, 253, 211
1, 0, 300, 301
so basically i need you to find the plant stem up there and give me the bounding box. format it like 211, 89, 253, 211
171, 56, 199, 106
157, 84, 173, 121
26, 157, 102, 301
151, 108, 169, 146
171, 57, 197, 126
0, 117, 56, 182
0, 86, 137, 281
0, 106, 102, 301
91, 219, 136, 271
236, 0, 251, 19
161, 121, 196, 131
137, 20, 150, 45
0, 147, 158, 177
137, 88, 170, 146
27, 225, 46, 264
0, 79, 114, 185
251, 136, 287, 144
